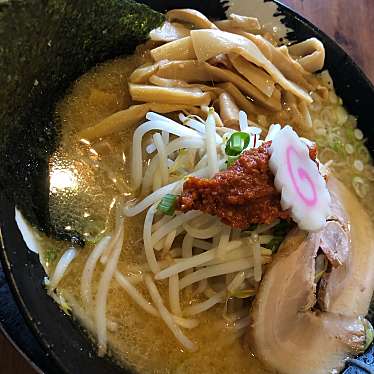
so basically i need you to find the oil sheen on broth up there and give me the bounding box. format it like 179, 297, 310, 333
44, 47, 270, 373
40, 42, 374, 373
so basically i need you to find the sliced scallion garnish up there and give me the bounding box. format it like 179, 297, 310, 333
230, 288, 257, 299
264, 236, 284, 253
247, 224, 258, 231
314, 253, 328, 283
157, 194, 177, 216
364, 319, 374, 351
225, 132, 250, 156
272, 220, 293, 236
226, 155, 240, 167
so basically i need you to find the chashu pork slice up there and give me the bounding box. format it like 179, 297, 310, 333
246, 177, 374, 374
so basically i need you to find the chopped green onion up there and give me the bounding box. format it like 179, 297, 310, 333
262, 221, 293, 253
264, 236, 284, 253
314, 253, 328, 283
57, 293, 72, 316
272, 220, 293, 237
225, 132, 250, 156
226, 155, 239, 167
157, 194, 177, 216
45, 248, 57, 263
364, 319, 374, 351
345, 127, 356, 142
230, 288, 257, 299
247, 224, 258, 232
86, 234, 105, 246
331, 140, 344, 154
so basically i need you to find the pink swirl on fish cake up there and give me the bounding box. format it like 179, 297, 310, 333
286, 145, 317, 207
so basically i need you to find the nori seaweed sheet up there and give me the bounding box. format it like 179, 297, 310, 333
0, 0, 164, 244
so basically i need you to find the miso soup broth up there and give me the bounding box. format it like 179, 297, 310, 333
30, 13, 374, 374
41, 53, 269, 373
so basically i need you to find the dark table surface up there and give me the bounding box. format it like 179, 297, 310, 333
1, 0, 373, 373
0, 333, 39, 374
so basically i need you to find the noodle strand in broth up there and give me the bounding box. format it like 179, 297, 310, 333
36, 8, 374, 373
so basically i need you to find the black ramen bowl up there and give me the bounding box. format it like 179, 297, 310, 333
0, 1, 373, 373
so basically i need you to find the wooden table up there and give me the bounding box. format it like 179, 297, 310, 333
1, 1, 373, 373
283, 0, 374, 83
0, 332, 38, 374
